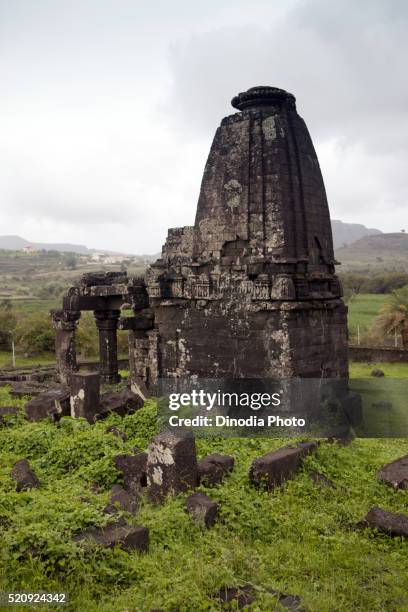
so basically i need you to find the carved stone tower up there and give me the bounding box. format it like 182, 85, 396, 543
144, 86, 348, 381
55, 86, 349, 389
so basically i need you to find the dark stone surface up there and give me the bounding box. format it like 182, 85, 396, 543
371, 368, 385, 377
51, 309, 80, 385
8, 381, 48, 398
25, 386, 70, 422
198, 453, 234, 486
309, 471, 335, 488
70, 372, 100, 422
216, 584, 255, 608
99, 387, 144, 418
186, 492, 219, 527
114, 452, 147, 496
94, 309, 121, 384
103, 485, 138, 515
266, 588, 303, 611
363, 506, 408, 537
105, 426, 128, 441
0, 406, 18, 425
378, 454, 408, 489
73, 521, 149, 551
11, 459, 40, 491
249, 441, 318, 490
146, 430, 198, 502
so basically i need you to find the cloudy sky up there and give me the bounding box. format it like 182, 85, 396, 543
0, 0, 407, 254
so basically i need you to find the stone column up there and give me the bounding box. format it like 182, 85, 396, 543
70, 372, 100, 423
94, 310, 121, 384
51, 309, 80, 385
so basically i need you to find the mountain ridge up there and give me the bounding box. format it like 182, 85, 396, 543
0, 220, 383, 256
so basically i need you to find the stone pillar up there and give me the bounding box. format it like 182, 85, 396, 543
50, 309, 81, 385
94, 310, 121, 384
70, 372, 100, 423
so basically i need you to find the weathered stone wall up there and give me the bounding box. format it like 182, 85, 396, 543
349, 345, 408, 363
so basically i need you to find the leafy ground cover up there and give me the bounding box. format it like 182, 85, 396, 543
1, 384, 408, 611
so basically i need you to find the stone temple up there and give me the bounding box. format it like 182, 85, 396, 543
54, 86, 348, 391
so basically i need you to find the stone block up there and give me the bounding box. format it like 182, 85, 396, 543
103, 485, 138, 515
378, 454, 408, 489
114, 452, 147, 496
70, 372, 100, 422
147, 430, 198, 502
363, 506, 408, 537
249, 441, 318, 490
11, 459, 40, 491
0, 406, 18, 425
98, 387, 144, 419
186, 492, 219, 527
25, 386, 70, 422
215, 584, 255, 609
198, 453, 234, 486
73, 521, 149, 552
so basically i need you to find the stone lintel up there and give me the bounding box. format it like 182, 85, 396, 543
118, 315, 154, 331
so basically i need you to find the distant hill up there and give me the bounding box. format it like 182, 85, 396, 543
331, 220, 382, 249
0, 235, 160, 260
335, 233, 408, 272
0, 235, 91, 254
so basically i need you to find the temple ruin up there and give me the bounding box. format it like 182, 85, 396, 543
53, 86, 348, 390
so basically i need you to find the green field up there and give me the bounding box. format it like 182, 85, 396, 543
347, 294, 387, 339
1, 385, 408, 611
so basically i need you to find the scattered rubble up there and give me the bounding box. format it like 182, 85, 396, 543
0, 406, 18, 425
114, 452, 147, 495
7, 381, 48, 398
198, 453, 234, 486
378, 454, 408, 489
73, 520, 149, 552
146, 430, 198, 502
25, 386, 70, 422
98, 387, 144, 418
309, 471, 335, 488
186, 492, 219, 528
103, 485, 138, 515
362, 506, 408, 537
11, 459, 40, 491
249, 441, 318, 490
70, 372, 100, 422
216, 584, 255, 609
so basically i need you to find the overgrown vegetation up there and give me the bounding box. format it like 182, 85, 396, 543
1, 385, 408, 611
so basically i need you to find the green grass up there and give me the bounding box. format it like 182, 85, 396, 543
350, 362, 408, 378
0, 351, 55, 369
1, 386, 408, 611
9, 298, 58, 314
347, 294, 387, 338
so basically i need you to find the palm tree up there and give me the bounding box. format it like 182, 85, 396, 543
373, 285, 408, 348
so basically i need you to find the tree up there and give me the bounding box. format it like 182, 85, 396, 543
14, 313, 55, 355
65, 254, 77, 270
0, 303, 17, 354
339, 273, 368, 303
372, 285, 408, 348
